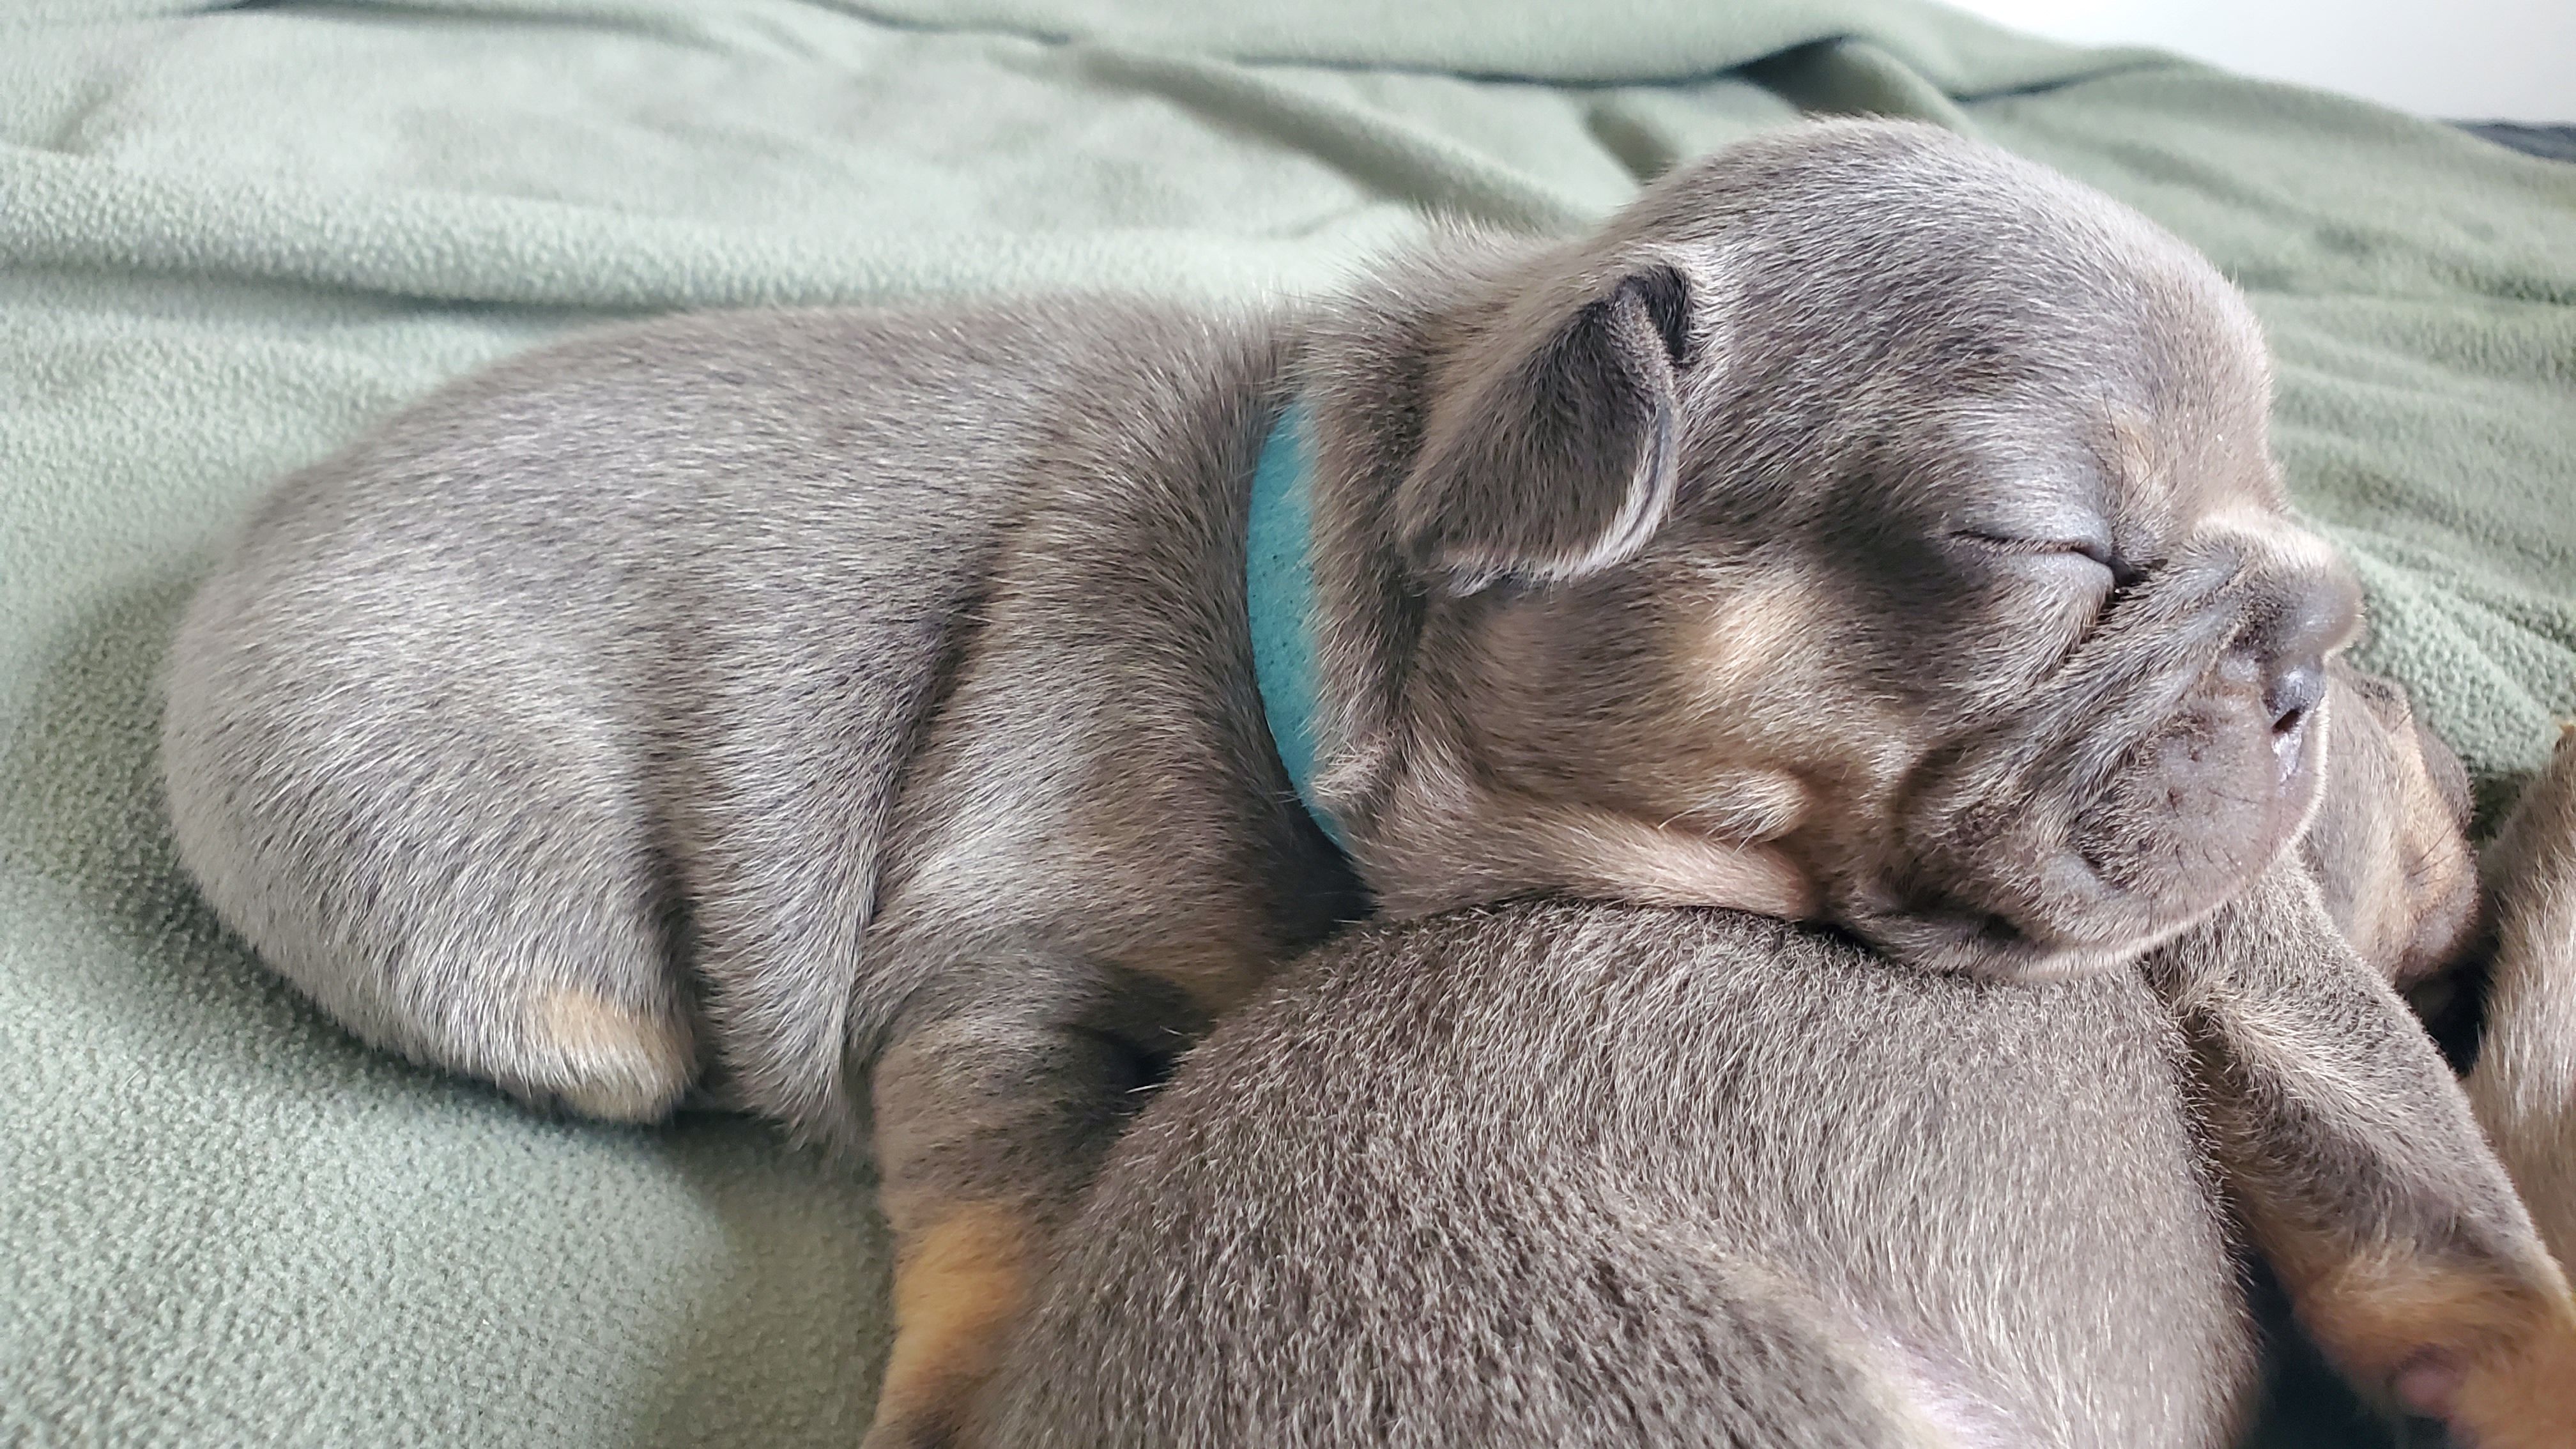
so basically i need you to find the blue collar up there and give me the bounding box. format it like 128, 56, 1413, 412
1245, 399, 1348, 850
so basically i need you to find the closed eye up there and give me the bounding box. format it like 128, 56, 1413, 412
1951, 530, 2121, 583
1953, 530, 2107, 564
1950, 530, 2117, 673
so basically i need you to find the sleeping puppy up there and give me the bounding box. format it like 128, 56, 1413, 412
160, 120, 2361, 1444
2472, 725, 2576, 1277
985, 676, 2576, 1448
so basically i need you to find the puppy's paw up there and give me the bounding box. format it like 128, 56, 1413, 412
2487, 725, 2576, 904
504, 988, 696, 1123
2419, 1298, 2576, 1449
864, 1204, 1032, 1449
2303, 1252, 2576, 1449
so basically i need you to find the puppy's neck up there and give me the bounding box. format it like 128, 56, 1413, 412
1286, 240, 1537, 825
1280, 242, 1828, 926
1360, 746, 1823, 923
1243, 396, 1348, 850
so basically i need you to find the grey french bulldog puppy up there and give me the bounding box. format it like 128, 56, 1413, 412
161, 119, 2365, 1443
983, 681, 2576, 1448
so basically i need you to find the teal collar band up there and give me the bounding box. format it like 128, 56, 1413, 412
1245, 399, 1348, 851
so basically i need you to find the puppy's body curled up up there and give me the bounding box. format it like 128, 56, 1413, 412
988, 898, 2257, 1449
163, 119, 2370, 1441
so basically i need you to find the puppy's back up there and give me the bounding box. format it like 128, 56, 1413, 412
984, 903, 2255, 1448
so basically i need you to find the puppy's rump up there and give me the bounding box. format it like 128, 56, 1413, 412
983, 903, 2257, 1448
157, 305, 1209, 1130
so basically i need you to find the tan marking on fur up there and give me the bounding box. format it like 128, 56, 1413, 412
1674, 578, 1915, 802
1687, 577, 1822, 703
2104, 407, 2176, 517
1538, 805, 1820, 918
871, 1204, 1031, 1443
1068, 926, 1271, 1023
2272, 1241, 2576, 1446
2393, 810, 2481, 982
2337, 865, 2413, 981
529, 988, 693, 1123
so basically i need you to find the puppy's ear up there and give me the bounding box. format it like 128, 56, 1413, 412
1395, 260, 1697, 594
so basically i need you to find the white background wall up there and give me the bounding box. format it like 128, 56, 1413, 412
1941, 0, 2573, 123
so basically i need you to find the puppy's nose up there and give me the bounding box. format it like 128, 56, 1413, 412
2266, 660, 2326, 737
2250, 574, 2350, 787
2247, 572, 2359, 746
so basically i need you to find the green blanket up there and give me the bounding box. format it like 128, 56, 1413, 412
4, 3, 2571, 1443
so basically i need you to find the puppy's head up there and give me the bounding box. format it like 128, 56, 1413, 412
1312, 119, 2363, 980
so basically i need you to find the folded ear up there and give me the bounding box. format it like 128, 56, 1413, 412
1393, 260, 1698, 594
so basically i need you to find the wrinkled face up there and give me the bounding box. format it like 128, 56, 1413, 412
1735, 380, 2355, 979
1532, 387, 2359, 978
1424, 143, 2366, 979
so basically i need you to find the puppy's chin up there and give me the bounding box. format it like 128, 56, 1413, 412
1848, 908, 2179, 983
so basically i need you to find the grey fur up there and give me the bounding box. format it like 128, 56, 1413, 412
164, 303, 1342, 1141
981, 896, 2257, 1449
158, 119, 2376, 1441
1300, 125, 2356, 979
2471, 726, 2576, 1278
984, 815, 2570, 1447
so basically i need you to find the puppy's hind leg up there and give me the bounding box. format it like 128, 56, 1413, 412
2152, 864, 2576, 1446
162, 569, 699, 1124
2471, 724, 2576, 1275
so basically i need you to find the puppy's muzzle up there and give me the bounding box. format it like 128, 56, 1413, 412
1868, 538, 2360, 981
